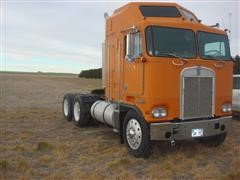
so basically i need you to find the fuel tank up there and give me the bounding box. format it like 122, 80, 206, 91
90, 100, 115, 127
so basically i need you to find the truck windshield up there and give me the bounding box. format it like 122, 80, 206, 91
197, 32, 231, 60
146, 26, 196, 58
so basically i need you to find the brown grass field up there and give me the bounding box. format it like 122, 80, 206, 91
0, 72, 240, 179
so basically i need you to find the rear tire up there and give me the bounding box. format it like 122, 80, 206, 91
196, 132, 227, 147
73, 95, 87, 127
72, 94, 99, 127
62, 93, 75, 121
123, 110, 151, 157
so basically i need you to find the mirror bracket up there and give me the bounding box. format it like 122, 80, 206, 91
125, 54, 135, 62
121, 25, 138, 34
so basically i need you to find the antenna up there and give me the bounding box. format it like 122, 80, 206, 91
228, 13, 232, 42
221, 17, 226, 29
104, 12, 109, 20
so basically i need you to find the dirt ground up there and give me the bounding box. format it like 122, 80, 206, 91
0, 73, 240, 180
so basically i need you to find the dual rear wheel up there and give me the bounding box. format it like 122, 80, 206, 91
62, 94, 75, 121
72, 95, 90, 127
62, 94, 98, 127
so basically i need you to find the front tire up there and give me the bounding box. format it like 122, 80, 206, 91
123, 110, 150, 157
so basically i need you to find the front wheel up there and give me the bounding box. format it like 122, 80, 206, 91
196, 132, 227, 147
123, 110, 151, 157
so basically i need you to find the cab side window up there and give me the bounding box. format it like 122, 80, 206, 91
133, 32, 143, 57
181, 9, 198, 22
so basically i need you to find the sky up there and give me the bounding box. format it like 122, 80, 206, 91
1, 0, 239, 73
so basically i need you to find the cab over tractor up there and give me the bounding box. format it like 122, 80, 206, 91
62, 2, 233, 157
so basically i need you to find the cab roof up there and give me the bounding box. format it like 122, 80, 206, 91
114, 2, 180, 15
107, 2, 226, 35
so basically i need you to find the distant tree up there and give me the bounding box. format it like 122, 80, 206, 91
79, 68, 102, 79
234, 55, 240, 74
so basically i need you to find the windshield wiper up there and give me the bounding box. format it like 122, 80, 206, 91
168, 53, 188, 61
158, 53, 188, 62
204, 55, 225, 62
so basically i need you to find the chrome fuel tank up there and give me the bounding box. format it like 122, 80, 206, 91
90, 100, 115, 127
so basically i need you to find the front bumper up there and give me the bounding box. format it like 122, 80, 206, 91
150, 116, 232, 140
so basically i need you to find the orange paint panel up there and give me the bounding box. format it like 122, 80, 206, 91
104, 2, 233, 123
124, 62, 144, 95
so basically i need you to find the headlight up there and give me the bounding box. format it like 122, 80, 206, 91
221, 104, 231, 112
152, 107, 167, 118
227, 105, 232, 112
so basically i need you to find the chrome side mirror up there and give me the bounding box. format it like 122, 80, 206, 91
125, 29, 142, 62
125, 33, 135, 62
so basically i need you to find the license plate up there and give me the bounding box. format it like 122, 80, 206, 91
191, 128, 203, 137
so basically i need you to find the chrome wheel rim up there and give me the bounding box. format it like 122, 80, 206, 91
74, 102, 80, 122
63, 99, 69, 116
126, 118, 142, 150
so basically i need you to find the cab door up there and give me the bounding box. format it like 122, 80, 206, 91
123, 32, 144, 96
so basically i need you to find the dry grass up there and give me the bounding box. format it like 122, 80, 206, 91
0, 160, 9, 170
36, 142, 54, 152
0, 72, 240, 179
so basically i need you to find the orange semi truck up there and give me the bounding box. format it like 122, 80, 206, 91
62, 2, 233, 157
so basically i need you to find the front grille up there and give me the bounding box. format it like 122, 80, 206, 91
199, 77, 213, 117
181, 67, 214, 120
183, 77, 199, 118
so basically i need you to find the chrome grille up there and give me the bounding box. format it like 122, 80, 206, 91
183, 77, 199, 118
181, 67, 215, 120
199, 77, 213, 117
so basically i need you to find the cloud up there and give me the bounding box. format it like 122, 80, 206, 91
5, 35, 102, 64
2, 1, 239, 73
2, 2, 127, 73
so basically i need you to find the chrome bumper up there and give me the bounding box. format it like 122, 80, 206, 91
150, 116, 232, 140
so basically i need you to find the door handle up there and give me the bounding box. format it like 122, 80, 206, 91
214, 62, 224, 68
172, 59, 187, 66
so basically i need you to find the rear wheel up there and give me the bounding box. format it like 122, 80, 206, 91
72, 95, 98, 127
62, 93, 75, 121
123, 110, 150, 157
197, 132, 227, 147
73, 95, 87, 127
